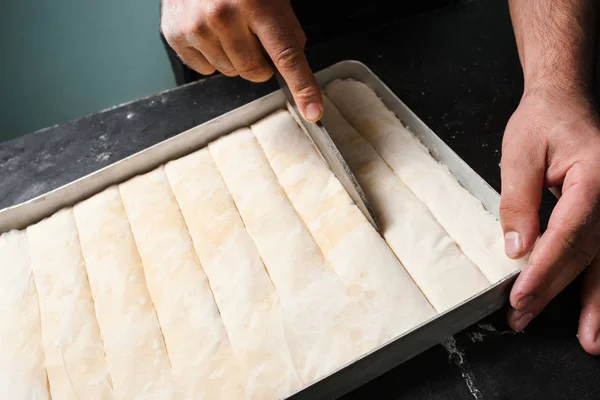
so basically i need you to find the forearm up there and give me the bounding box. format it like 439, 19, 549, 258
508, 0, 598, 95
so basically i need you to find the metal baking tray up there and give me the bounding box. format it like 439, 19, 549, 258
0, 60, 518, 399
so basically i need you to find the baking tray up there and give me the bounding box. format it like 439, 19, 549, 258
0, 60, 518, 399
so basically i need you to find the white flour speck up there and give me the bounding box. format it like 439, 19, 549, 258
469, 332, 485, 343
478, 323, 497, 332
96, 152, 110, 162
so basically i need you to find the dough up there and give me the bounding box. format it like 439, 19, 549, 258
325, 79, 527, 283
209, 128, 370, 383
0, 230, 50, 400
165, 149, 302, 399
119, 166, 244, 399
321, 97, 490, 311
251, 110, 435, 337
27, 208, 113, 399
73, 187, 176, 400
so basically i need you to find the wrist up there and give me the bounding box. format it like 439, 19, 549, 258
523, 74, 593, 104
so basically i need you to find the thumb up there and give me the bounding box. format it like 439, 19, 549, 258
499, 133, 545, 259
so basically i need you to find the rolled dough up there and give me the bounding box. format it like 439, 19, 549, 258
252, 110, 435, 337
119, 166, 244, 399
27, 208, 114, 399
73, 187, 177, 400
325, 79, 527, 283
321, 97, 490, 311
0, 230, 50, 400
209, 128, 370, 383
165, 148, 302, 399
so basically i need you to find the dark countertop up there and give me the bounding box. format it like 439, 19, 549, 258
2, 0, 599, 398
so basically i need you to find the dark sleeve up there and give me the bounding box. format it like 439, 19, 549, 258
160, 0, 460, 86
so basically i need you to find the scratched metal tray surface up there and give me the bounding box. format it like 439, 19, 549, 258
0, 60, 518, 399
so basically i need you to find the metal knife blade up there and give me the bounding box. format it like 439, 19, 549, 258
274, 71, 380, 232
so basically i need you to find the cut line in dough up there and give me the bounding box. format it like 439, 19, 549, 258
27, 208, 114, 399
165, 148, 302, 399
73, 187, 177, 400
252, 109, 436, 334
0, 230, 50, 400
209, 128, 374, 383
321, 96, 490, 312
120, 166, 244, 399
325, 79, 527, 283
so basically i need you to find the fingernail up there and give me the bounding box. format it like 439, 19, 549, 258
504, 231, 522, 258
305, 103, 323, 122
515, 295, 534, 311
513, 312, 534, 332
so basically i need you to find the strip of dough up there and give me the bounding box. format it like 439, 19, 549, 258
325, 79, 527, 283
119, 166, 244, 399
320, 98, 490, 311
73, 187, 176, 400
209, 128, 369, 383
0, 230, 49, 400
27, 208, 113, 399
252, 110, 436, 334
165, 149, 302, 399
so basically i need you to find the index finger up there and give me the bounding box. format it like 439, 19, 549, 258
509, 168, 600, 316
250, 9, 323, 121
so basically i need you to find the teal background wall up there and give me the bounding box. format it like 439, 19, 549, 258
1, 1, 176, 142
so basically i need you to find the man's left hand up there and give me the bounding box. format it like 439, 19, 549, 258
500, 84, 600, 355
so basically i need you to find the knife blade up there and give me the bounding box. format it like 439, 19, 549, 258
274, 71, 381, 232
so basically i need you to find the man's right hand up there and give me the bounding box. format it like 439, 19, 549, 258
161, 0, 323, 121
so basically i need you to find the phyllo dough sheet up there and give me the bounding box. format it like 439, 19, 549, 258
0, 78, 524, 400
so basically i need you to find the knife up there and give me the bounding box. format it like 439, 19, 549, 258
274, 71, 381, 233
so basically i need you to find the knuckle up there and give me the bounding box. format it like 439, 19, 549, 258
273, 46, 303, 71
293, 81, 320, 101
170, 19, 210, 42
550, 227, 596, 268
187, 19, 211, 37
499, 198, 534, 220
231, 48, 272, 81
196, 62, 216, 75
161, 22, 184, 43
218, 65, 238, 76
203, 0, 235, 25
239, 64, 273, 82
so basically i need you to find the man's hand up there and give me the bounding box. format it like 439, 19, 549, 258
500, 85, 600, 355
160, 0, 323, 121
505, 0, 600, 354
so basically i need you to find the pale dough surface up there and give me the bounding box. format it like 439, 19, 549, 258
252, 110, 435, 336
119, 166, 244, 400
165, 148, 302, 399
73, 187, 177, 400
0, 230, 49, 400
325, 79, 527, 283
27, 208, 114, 399
0, 79, 524, 399
209, 128, 372, 383
321, 97, 490, 311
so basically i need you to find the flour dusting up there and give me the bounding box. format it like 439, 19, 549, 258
442, 337, 482, 399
